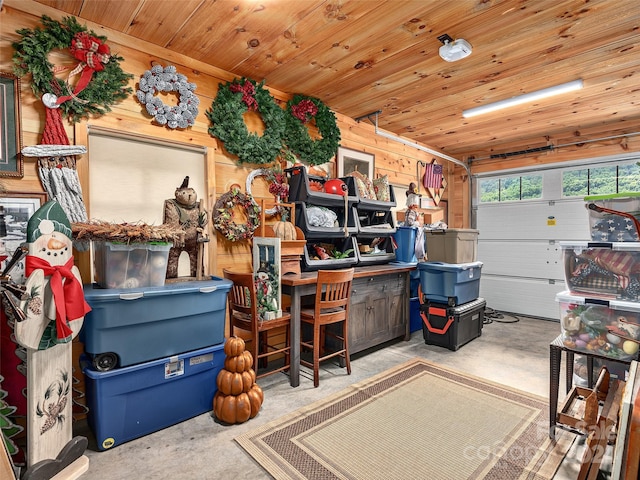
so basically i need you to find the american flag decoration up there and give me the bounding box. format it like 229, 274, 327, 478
422, 162, 443, 189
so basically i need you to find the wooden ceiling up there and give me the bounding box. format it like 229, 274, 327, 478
33, 0, 640, 160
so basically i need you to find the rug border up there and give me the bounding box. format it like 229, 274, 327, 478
236, 357, 570, 480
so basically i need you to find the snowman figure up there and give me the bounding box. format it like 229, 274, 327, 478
14, 200, 91, 470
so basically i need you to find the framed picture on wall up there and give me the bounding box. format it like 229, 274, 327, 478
337, 147, 374, 179
252, 237, 282, 320
0, 72, 23, 178
0, 192, 48, 283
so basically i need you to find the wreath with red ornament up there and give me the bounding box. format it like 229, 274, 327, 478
12, 15, 132, 123
283, 94, 341, 166
213, 186, 261, 242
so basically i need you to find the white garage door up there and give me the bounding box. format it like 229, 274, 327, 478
474, 154, 640, 320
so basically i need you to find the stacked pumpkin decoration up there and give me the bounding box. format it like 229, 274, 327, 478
213, 336, 264, 424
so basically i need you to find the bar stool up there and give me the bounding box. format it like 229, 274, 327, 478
300, 268, 355, 387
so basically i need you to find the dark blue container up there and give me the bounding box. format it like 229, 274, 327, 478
82, 343, 225, 450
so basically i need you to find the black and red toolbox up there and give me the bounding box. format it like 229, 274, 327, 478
420, 297, 486, 351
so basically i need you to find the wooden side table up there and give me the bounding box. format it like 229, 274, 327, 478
549, 334, 636, 438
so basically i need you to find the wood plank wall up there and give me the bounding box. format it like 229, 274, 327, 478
2, 2, 640, 274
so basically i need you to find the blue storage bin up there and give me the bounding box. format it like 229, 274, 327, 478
409, 297, 423, 333
418, 261, 483, 306
82, 343, 224, 450
392, 226, 418, 264
81, 276, 232, 370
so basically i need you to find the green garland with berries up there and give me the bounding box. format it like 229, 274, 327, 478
207, 77, 285, 165
283, 94, 341, 166
12, 15, 133, 123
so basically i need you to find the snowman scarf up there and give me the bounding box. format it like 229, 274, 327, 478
25, 256, 91, 342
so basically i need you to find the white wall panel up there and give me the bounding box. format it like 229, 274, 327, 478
478, 240, 564, 279
479, 275, 565, 320
476, 199, 590, 241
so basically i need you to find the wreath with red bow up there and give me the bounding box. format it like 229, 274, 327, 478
206, 77, 285, 165
283, 94, 341, 166
12, 15, 133, 123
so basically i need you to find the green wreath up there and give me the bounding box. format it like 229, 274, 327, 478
12, 15, 133, 123
283, 94, 341, 166
213, 187, 261, 242
207, 77, 285, 165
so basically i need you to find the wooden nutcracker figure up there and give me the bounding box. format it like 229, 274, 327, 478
14, 200, 91, 478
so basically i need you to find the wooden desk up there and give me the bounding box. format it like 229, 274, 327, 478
282, 263, 415, 387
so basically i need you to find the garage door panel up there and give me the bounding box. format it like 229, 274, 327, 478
479, 275, 565, 320
477, 200, 590, 241
478, 241, 565, 278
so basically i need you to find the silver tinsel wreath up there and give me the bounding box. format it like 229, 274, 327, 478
136, 64, 199, 129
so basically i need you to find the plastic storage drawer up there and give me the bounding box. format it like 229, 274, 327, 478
81, 277, 232, 371
584, 192, 640, 242
555, 290, 640, 361
422, 298, 486, 351
424, 228, 478, 263
560, 241, 640, 302
418, 261, 483, 306
82, 343, 225, 450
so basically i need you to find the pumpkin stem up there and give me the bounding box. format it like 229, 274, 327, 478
280, 206, 290, 222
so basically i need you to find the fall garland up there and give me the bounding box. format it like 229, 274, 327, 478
136, 64, 199, 129
283, 94, 341, 166
207, 78, 285, 165
213, 187, 261, 241
12, 15, 133, 123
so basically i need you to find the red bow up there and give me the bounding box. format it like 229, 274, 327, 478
25, 256, 91, 343
291, 99, 318, 122
230, 81, 258, 111
56, 32, 111, 105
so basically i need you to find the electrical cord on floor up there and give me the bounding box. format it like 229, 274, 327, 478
484, 306, 520, 325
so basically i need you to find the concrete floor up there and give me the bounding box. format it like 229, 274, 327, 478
73, 313, 615, 480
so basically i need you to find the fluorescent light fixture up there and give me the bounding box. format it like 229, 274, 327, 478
462, 79, 583, 118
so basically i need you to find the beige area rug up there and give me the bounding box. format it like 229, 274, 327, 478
236, 358, 575, 480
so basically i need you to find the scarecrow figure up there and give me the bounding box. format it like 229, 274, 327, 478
163, 176, 209, 279
13, 200, 91, 473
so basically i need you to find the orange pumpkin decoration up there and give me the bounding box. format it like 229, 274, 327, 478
224, 335, 245, 357
214, 337, 264, 424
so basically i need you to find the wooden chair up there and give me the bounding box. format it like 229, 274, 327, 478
300, 268, 355, 387
223, 269, 292, 380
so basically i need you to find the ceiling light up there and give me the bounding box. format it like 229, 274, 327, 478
438, 33, 472, 62
462, 79, 584, 118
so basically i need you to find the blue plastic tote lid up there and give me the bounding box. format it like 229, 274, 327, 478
418, 261, 483, 272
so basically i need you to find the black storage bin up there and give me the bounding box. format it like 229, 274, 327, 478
421, 297, 485, 351
342, 177, 397, 210
356, 236, 396, 265
286, 166, 357, 206
302, 236, 359, 271
355, 209, 396, 236
295, 203, 358, 239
